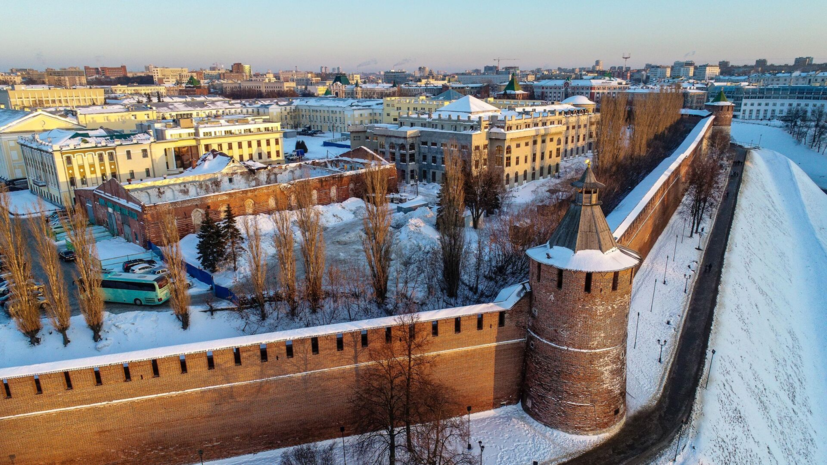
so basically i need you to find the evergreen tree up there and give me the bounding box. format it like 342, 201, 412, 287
196, 213, 223, 273
221, 205, 245, 272
296, 140, 309, 154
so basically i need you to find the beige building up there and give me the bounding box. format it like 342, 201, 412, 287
352, 95, 597, 187
0, 109, 82, 181
290, 98, 383, 133
222, 80, 297, 94
144, 117, 284, 172
76, 105, 158, 131
45, 68, 87, 87
18, 129, 159, 206
105, 84, 168, 97
145, 65, 193, 85
0, 86, 105, 110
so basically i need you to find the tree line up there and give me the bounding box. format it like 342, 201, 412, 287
782, 106, 827, 153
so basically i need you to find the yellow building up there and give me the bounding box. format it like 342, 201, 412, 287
0, 109, 82, 181
382, 95, 452, 123
0, 86, 105, 110
76, 105, 158, 131
18, 129, 160, 206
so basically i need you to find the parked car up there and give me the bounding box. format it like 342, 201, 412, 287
58, 249, 76, 262
145, 267, 169, 275
129, 263, 155, 274
122, 259, 157, 272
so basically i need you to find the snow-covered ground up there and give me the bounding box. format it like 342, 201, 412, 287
203, 404, 616, 465
5, 190, 60, 216
284, 132, 351, 161
0, 304, 236, 370
625, 194, 714, 414
731, 120, 827, 189
663, 149, 827, 464
505, 153, 592, 207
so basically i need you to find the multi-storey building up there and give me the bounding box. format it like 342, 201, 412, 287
291, 98, 383, 133
737, 86, 827, 120
142, 117, 284, 171
45, 68, 88, 87
0, 109, 82, 181
351, 95, 597, 187
18, 129, 158, 206
648, 66, 671, 81
145, 65, 192, 85
533, 78, 629, 104
76, 105, 157, 131
694, 65, 720, 81
748, 71, 827, 87
19, 116, 285, 206
0, 85, 105, 110
105, 84, 168, 97
231, 63, 252, 79
222, 80, 297, 94
84, 66, 129, 79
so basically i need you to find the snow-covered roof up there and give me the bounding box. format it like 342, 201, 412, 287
526, 245, 640, 272
435, 96, 500, 116
0, 109, 80, 133
561, 95, 595, 105
17, 128, 153, 150
0, 283, 528, 379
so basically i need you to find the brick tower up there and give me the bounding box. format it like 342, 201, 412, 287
523, 165, 640, 434
705, 90, 734, 137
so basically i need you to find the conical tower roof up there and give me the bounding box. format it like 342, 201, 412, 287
546, 165, 618, 253
711, 89, 728, 103
504, 74, 522, 92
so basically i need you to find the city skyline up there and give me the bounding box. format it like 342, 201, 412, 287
2, 0, 824, 73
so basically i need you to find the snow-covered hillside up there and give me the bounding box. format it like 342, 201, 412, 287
731, 121, 827, 189
671, 149, 827, 464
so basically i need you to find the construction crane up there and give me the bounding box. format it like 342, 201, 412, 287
493, 57, 517, 70
622, 53, 631, 70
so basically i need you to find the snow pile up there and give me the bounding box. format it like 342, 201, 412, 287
95, 236, 149, 261
5, 190, 60, 216
505, 154, 592, 206
674, 149, 827, 464
316, 197, 365, 227
731, 121, 827, 189
397, 217, 440, 255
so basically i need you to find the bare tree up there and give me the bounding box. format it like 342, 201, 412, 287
64, 207, 105, 341
407, 383, 475, 465
272, 205, 298, 317
158, 207, 191, 330
279, 443, 336, 465
437, 153, 466, 299
594, 93, 629, 169
29, 200, 72, 345
295, 184, 325, 312
464, 167, 504, 230
243, 216, 268, 321
686, 150, 724, 236
0, 189, 42, 344
362, 163, 394, 305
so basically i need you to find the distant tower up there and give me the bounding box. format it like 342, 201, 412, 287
523, 165, 641, 434
705, 90, 734, 137
622, 53, 631, 70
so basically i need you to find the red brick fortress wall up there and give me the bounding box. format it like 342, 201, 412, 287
0, 299, 527, 465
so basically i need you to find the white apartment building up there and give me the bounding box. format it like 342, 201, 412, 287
648, 66, 672, 81
533, 78, 629, 104
290, 98, 383, 133
695, 65, 720, 81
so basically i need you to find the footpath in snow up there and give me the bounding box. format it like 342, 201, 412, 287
663, 149, 827, 464
731, 121, 827, 189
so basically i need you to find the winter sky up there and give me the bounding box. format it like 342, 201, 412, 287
2, 0, 825, 72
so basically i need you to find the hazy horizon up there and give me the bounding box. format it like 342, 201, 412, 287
2, 0, 825, 73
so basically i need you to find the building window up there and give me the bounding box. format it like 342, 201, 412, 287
260, 344, 268, 362
123, 363, 132, 380
151, 359, 160, 377
233, 347, 242, 365
337, 333, 344, 351
498, 311, 505, 327
612, 271, 619, 291
2, 380, 10, 398
98, 153, 104, 163
557, 269, 563, 289
65, 156, 72, 166
432, 321, 439, 337
477, 314, 484, 330
361, 330, 369, 347
585, 272, 593, 293
93, 368, 103, 386
206, 351, 215, 370
180, 355, 188, 374
144, 168, 150, 178
454, 317, 461, 333
129, 170, 134, 180
385, 327, 392, 343
126, 150, 132, 160
34, 375, 43, 395
311, 337, 319, 355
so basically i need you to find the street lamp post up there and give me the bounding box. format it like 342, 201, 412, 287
467, 406, 472, 451
478, 441, 485, 465
674, 234, 678, 258
684, 273, 691, 294
340, 426, 347, 465
633, 312, 640, 349
649, 279, 657, 313
197, 450, 203, 465
663, 255, 669, 285
696, 231, 703, 251
705, 349, 717, 389
657, 339, 667, 363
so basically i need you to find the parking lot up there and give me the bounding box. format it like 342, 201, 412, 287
19, 217, 214, 316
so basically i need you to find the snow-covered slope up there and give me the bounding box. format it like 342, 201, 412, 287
731, 121, 827, 189
674, 149, 827, 464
